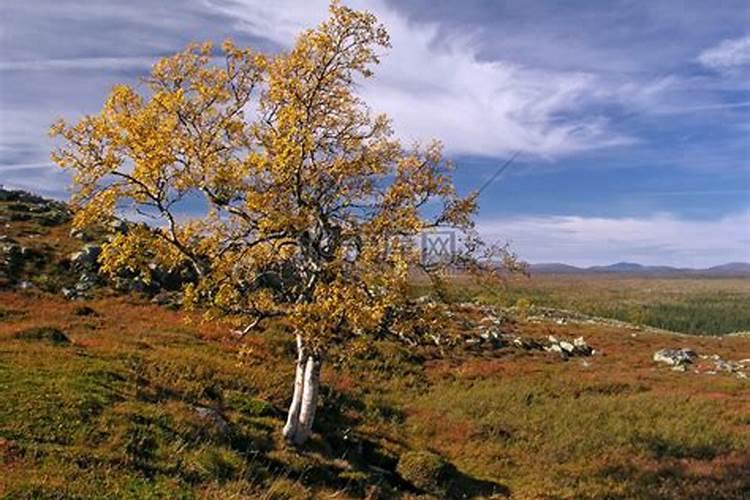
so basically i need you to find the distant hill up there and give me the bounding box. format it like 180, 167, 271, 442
704, 262, 750, 275
529, 261, 750, 277
526, 263, 584, 274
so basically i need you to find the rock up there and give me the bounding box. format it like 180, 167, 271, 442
1, 243, 23, 267
653, 348, 697, 366
70, 244, 101, 270
396, 450, 454, 496
559, 341, 575, 353
68, 227, 92, 240
414, 295, 433, 305
192, 406, 230, 438
672, 364, 688, 372
714, 360, 741, 373
546, 343, 563, 354
109, 219, 129, 234
61, 287, 79, 300
75, 271, 99, 292
513, 337, 544, 351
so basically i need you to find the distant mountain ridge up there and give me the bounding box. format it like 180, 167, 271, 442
529, 261, 750, 276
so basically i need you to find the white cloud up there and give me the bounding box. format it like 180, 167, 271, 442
698, 35, 750, 71
204, 0, 636, 157
477, 210, 750, 268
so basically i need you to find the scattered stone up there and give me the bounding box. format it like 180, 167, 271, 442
513, 337, 545, 351
653, 348, 697, 366
192, 406, 230, 438
546, 343, 563, 354
70, 244, 102, 270
544, 335, 593, 357
559, 340, 575, 353
653, 349, 747, 380
714, 359, 743, 373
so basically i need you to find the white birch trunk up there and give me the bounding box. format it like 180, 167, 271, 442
293, 354, 322, 445
282, 335, 308, 443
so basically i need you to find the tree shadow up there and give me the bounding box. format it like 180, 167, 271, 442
448, 468, 511, 498
293, 384, 511, 497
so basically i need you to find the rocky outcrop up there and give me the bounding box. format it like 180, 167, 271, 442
0, 188, 70, 226
388, 300, 596, 359
653, 348, 748, 379
653, 348, 697, 367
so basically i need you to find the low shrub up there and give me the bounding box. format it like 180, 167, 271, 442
14, 326, 70, 344
396, 450, 453, 495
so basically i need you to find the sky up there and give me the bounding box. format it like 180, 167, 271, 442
1, 0, 749, 267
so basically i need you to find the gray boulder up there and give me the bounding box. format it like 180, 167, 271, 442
653, 348, 697, 366
70, 244, 101, 270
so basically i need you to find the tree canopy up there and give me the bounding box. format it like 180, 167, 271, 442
51, 1, 513, 444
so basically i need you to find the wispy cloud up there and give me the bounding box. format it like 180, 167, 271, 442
206, 0, 637, 157
698, 35, 750, 72
478, 210, 750, 267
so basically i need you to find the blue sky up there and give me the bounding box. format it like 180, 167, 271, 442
1, 0, 748, 266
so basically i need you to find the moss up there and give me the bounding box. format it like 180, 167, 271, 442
226, 391, 275, 417
396, 450, 453, 495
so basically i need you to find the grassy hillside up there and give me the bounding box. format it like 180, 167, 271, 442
1, 190, 749, 498
1, 291, 749, 498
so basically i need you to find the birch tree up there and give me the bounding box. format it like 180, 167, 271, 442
51, 2, 502, 445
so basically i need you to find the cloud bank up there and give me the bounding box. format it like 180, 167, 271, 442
478, 210, 750, 268
206, 0, 639, 157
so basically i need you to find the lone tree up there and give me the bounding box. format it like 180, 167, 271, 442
52, 2, 510, 445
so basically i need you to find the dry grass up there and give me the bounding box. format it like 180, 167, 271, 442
1, 287, 749, 497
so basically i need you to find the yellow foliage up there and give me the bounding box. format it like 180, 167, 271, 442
50, 1, 502, 354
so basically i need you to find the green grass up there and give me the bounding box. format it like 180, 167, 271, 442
433, 275, 750, 335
